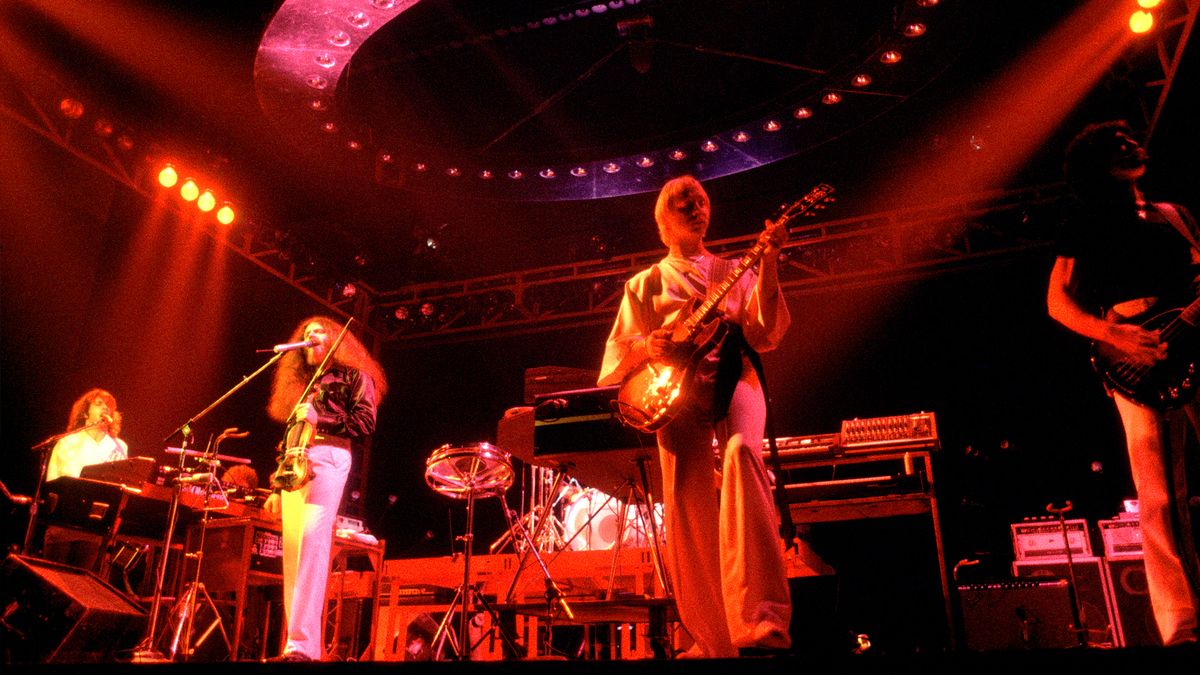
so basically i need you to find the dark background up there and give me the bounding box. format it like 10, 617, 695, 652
2, 0, 1198, 653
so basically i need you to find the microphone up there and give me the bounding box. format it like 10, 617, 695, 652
176, 473, 213, 485
101, 414, 114, 425
271, 338, 319, 353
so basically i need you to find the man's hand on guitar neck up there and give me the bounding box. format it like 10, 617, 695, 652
758, 217, 789, 259
1103, 322, 1167, 367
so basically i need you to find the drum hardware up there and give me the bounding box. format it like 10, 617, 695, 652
158, 428, 246, 661
424, 443, 524, 660
134, 348, 285, 663
499, 463, 579, 606
597, 458, 672, 600
489, 466, 567, 555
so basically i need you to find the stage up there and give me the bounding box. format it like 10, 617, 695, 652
3, 647, 1199, 674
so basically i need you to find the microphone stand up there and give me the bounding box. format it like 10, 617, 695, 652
22, 417, 116, 556
132, 351, 285, 662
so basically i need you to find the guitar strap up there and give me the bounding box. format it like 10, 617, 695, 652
705, 255, 798, 549
742, 343, 799, 549
1154, 202, 1200, 254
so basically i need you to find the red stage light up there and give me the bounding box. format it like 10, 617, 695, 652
158, 164, 179, 188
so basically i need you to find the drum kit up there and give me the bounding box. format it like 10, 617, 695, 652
422, 441, 666, 661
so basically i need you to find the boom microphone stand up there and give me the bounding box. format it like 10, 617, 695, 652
132, 351, 285, 663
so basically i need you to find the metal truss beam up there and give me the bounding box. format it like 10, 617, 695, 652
371, 184, 1069, 348
1142, 0, 1198, 143
0, 64, 384, 347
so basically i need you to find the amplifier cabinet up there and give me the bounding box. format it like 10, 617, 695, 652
1103, 556, 1161, 647
1010, 519, 1091, 561
1098, 516, 1143, 558
1012, 556, 1116, 647
958, 580, 1076, 650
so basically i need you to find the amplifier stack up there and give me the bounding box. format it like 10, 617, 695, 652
959, 508, 1158, 650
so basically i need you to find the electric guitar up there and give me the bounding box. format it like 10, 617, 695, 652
614, 183, 835, 432
1091, 295, 1200, 409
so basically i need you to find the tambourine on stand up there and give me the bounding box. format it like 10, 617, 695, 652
424, 443, 521, 660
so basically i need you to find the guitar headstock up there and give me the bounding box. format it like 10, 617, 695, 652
773, 183, 836, 227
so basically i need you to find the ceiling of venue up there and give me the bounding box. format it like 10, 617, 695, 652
2, 0, 1194, 300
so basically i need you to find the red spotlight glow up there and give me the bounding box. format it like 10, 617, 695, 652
1129, 10, 1153, 33
157, 164, 178, 188
58, 98, 84, 119
216, 203, 236, 225
180, 179, 199, 201
197, 189, 216, 212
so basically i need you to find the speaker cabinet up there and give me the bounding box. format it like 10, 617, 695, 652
958, 580, 1076, 649
0, 554, 147, 663
1104, 556, 1161, 647
1012, 556, 1116, 646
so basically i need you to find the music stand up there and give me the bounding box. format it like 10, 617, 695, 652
424, 443, 523, 660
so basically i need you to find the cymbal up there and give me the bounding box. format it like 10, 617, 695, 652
165, 446, 252, 465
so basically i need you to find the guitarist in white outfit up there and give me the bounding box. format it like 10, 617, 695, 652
599, 175, 793, 657
1047, 120, 1199, 646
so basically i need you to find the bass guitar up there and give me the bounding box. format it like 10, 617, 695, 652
614, 183, 835, 432
1091, 296, 1200, 409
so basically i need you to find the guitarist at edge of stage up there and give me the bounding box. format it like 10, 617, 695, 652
598, 175, 793, 658
1046, 120, 1200, 647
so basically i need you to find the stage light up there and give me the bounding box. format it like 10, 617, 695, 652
216, 203, 236, 225
393, 306, 410, 321
881, 50, 902, 64
180, 179, 200, 201
1129, 10, 1153, 33
92, 119, 113, 137
1137, 0, 1162, 8
58, 98, 84, 119
158, 164, 179, 188
197, 190, 216, 212
335, 281, 358, 299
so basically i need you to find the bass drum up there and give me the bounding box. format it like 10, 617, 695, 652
561, 488, 625, 551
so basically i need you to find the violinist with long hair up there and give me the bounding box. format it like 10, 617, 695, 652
263, 317, 387, 662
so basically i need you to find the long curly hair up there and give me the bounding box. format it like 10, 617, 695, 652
1063, 120, 1141, 201
66, 388, 122, 437
266, 316, 388, 422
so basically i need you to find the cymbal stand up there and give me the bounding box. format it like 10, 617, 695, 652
603, 457, 672, 600
131, 425, 195, 663
500, 499, 575, 623
430, 486, 523, 660
133, 351, 284, 663
490, 466, 566, 554
163, 430, 245, 660
502, 464, 575, 603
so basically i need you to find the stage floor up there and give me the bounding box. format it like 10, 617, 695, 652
5, 647, 1199, 674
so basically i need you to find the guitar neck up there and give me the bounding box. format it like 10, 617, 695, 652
1180, 295, 1200, 325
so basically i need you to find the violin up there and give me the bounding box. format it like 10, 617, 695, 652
272, 393, 317, 491
270, 318, 354, 491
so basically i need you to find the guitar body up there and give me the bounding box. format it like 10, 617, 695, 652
1091, 306, 1200, 409
610, 183, 834, 431
616, 314, 728, 431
